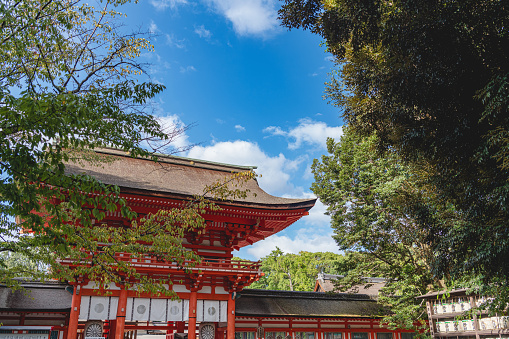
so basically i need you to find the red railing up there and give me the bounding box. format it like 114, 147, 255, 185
58, 254, 261, 275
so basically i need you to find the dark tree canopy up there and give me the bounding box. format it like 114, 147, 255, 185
311, 127, 442, 330
279, 0, 509, 293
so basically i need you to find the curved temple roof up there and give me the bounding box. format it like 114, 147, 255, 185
64, 148, 316, 210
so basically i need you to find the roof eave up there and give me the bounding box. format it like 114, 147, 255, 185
119, 187, 317, 211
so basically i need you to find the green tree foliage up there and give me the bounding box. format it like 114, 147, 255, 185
279, 0, 509, 300
249, 248, 345, 291
311, 127, 443, 330
0, 0, 251, 294
0, 251, 47, 277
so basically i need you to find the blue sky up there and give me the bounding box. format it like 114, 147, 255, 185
122, 0, 344, 261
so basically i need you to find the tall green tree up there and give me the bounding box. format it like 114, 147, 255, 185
249, 248, 345, 291
311, 127, 443, 330
279, 0, 509, 299
0, 0, 246, 295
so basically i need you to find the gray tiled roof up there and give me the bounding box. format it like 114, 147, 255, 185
0, 283, 386, 318
236, 289, 387, 318
0, 281, 72, 312
65, 148, 315, 209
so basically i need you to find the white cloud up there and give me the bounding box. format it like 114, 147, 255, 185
239, 227, 338, 260
279, 190, 331, 227
141, 114, 190, 153
195, 25, 212, 39
159, 115, 191, 150
166, 34, 186, 49
234, 124, 246, 132
179, 65, 197, 73
264, 118, 343, 150
150, 0, 187, 10
187, 140, 300, 196
204, 0, 279, 37
303, 163, 313, 180
304, 197, 331, 226
149, 21, 159, 34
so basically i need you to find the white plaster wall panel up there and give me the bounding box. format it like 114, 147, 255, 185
235, 323, 254, 329
104, 283, 120, 290
200, 249, 226, 254
89, 296, 109, 320
219, 301, 227, 323
173, 285, 190, 293
24, 320, 64, 326
197, 300, 205, 322
125, 298, 134, 321
83, 281, 96, 289
321, 325, 346, 329
204, 300, 220, 322
150, 299, 167, 322
108, 297, 119, 320
183, 299, 190, 321
79, 296, 91, 320
215, 287, 229, 294
168, 299, 186, 321
132, 298, 150, 321
201, 286, 212, 294
82, 282, 120, 290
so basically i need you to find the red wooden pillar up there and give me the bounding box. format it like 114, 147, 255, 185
109, 320, 117, 339
115, 287, 128, 339
227, 295, 235, 339
63, 316, 69, 339
215, 325, 223, 339
67, 285, 82, 339
188, 290, 198, 339
176, 322, 185, 333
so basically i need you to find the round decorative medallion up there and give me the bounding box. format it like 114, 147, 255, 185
200, 324, 215, 339
94, 303, 105, 313
170, 305, 180, 315
207, 307, 216, 316
84, 321, 103, 338
137, 304, 147, 314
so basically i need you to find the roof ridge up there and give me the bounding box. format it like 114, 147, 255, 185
240, 289, 376, 301
94, 147, 258, 172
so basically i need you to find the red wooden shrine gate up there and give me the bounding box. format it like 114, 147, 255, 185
60, 149, 316, 339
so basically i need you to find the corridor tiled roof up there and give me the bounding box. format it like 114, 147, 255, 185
0, 283, 387, 318
0, 280, 72, 312
236, 289, 387, 318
